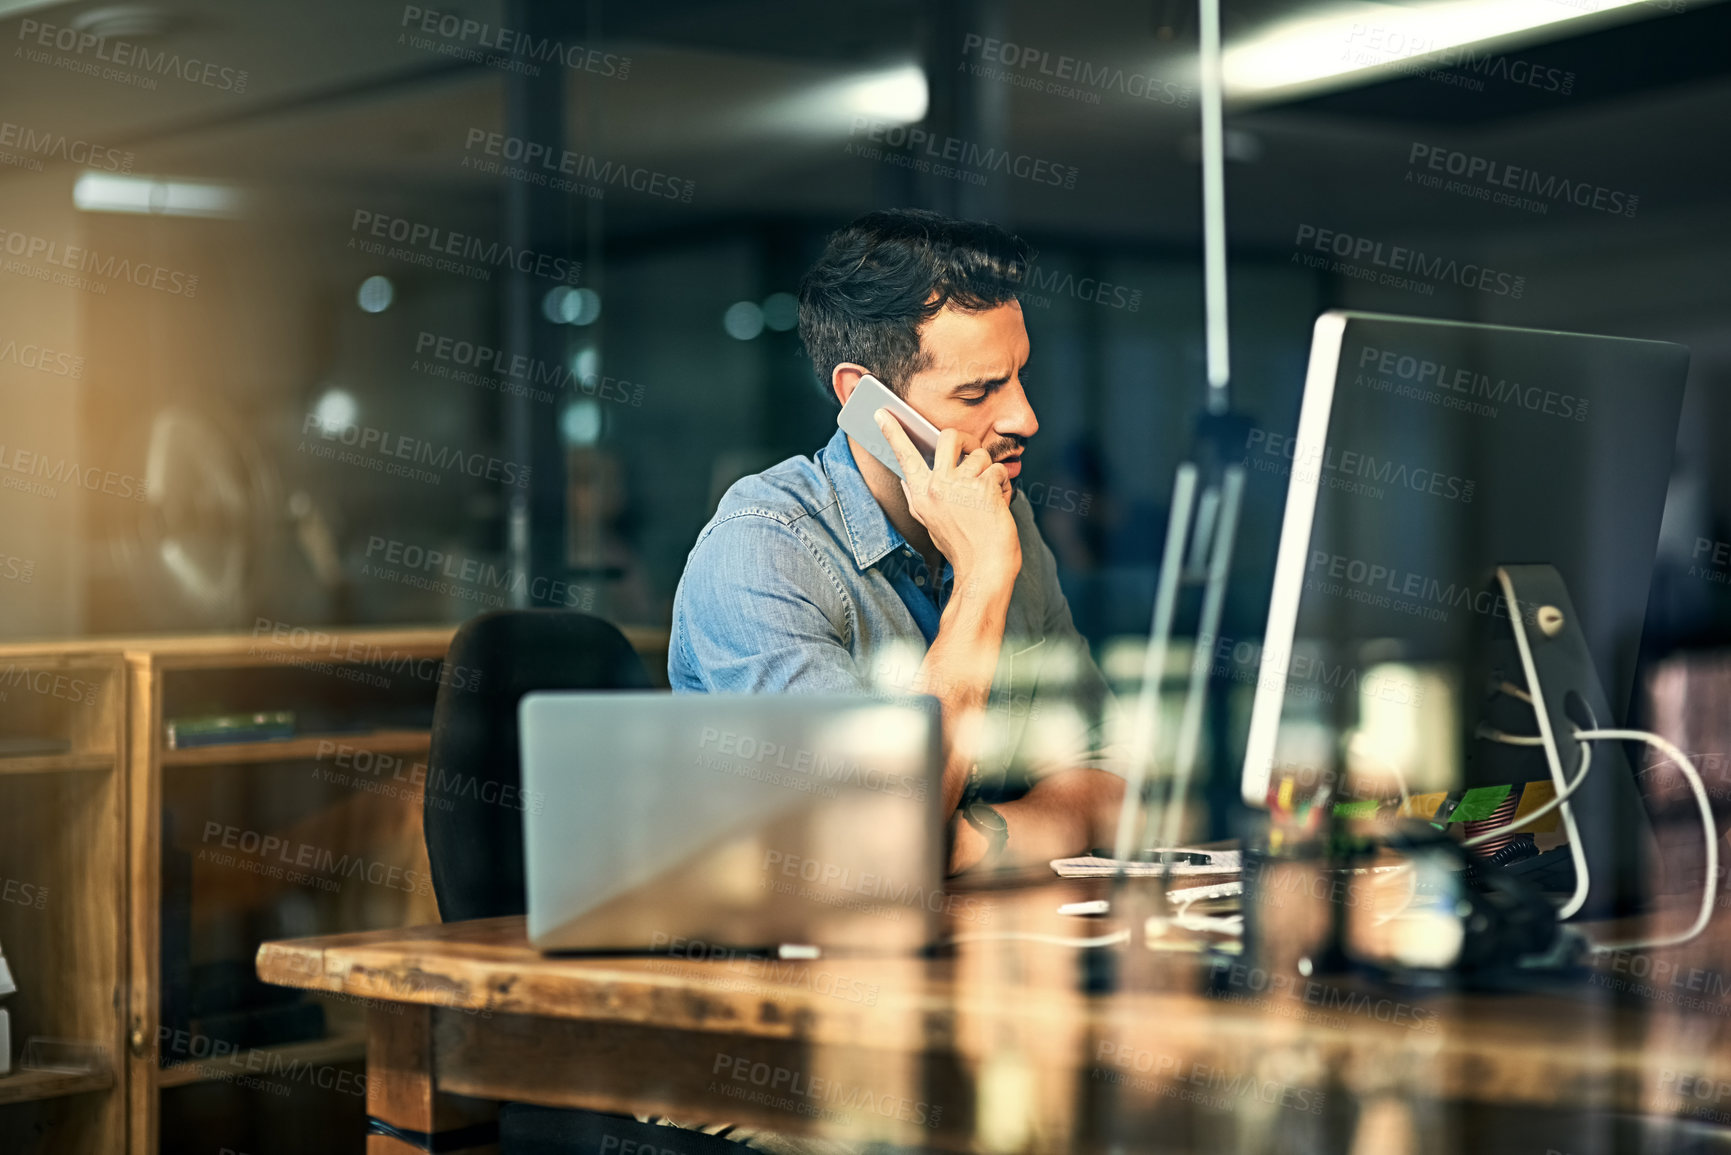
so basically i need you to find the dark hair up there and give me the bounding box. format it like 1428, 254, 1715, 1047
797, 209, 1030, 401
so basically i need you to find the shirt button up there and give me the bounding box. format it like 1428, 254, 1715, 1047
914, 575, 926, 586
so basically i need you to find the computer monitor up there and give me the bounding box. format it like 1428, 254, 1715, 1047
1241, 310, 1689, 917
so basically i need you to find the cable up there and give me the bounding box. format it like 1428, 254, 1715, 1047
1477, 726, 1547, 747
1462, 738, 1593, 848
1498, 680, 1534, 705
1574, 729, 1719, 953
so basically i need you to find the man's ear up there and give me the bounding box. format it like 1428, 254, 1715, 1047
831, 363, 870, 408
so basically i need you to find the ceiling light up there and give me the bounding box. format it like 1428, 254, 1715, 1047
1225, 0, 1661, 99
839, 63, 929, 123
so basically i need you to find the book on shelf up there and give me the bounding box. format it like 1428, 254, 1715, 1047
165, 711, 296, 750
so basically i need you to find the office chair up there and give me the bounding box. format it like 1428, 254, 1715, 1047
422, 610, 749, 1155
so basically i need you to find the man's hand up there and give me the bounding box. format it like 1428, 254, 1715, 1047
874, 410, 1020, 585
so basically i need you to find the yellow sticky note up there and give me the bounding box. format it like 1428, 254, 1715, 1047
1401, 792, 1446, 819
1514, 779, 1560, 833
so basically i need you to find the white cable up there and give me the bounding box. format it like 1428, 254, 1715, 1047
1498, 680, 1534, 705
1461, 738, 1592, 848
1477, 726, 1547, 747
1574, 729, 1719, 953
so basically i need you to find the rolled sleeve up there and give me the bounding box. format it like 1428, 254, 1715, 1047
670, 511, 867, 695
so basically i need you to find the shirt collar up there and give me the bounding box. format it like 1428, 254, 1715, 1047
817, 427, 909, 571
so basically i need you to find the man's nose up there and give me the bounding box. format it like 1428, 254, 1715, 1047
997, 379, 1039, 441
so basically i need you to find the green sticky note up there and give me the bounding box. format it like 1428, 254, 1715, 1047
1449, 784, 1512, 823
1332, 799, 1381, 819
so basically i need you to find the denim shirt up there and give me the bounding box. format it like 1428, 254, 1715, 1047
670, 428, 1119, 785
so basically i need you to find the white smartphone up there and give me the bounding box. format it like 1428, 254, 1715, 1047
835, 374, 942, 479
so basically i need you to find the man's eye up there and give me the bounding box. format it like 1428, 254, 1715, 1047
958, 393, 988, 406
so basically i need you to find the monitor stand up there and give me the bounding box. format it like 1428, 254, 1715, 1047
1471, 565, 1657, 920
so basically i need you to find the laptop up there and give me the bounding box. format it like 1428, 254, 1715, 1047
519, 692, 943, 952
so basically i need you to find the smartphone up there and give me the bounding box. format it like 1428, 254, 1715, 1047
836, 374, 942, 480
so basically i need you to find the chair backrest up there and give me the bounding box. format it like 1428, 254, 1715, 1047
424, 610, 651, 922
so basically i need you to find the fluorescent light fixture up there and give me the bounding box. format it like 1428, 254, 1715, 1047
752, 62, 929, 136
1225, 0, 1661, 99
73, 172, 242, 218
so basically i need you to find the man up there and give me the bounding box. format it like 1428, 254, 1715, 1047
671, 209, 1124, 873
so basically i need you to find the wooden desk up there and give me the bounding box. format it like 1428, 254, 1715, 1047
257, 876, 1731, 1154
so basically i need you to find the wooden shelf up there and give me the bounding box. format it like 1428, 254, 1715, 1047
0, 1066, 115, 1106
0, 752, 114, 776
161, 730, 431, 768
154, 1031, 366, 1090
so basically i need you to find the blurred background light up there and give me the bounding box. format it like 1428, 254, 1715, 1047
568, 287, 602, 325
312, 388, 358, 434
839, 61, 929, 122
761, 292, 799, 332
562, 399, 603, 446
572, 345, 601, 381
1225, 0, 1658, 98
356, 275, 394, 313
542, 285, 575, 324
73, 172, 242, 218
723, 301, 765, 340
